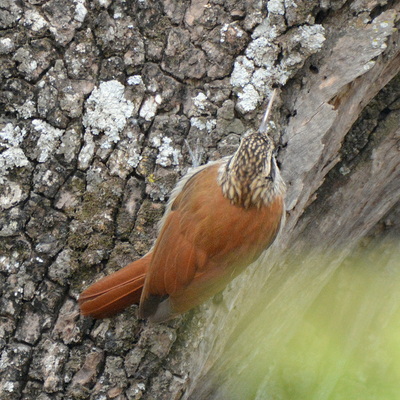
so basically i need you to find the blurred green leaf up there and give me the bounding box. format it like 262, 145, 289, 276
220, 241, 400, 399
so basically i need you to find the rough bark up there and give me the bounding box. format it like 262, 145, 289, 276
0, 1, 399, 400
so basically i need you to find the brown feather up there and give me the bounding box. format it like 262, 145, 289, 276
139, 163, 284, 321
79, 253, 151, 318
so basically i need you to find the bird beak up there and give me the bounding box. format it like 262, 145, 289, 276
259, 89, 278, 134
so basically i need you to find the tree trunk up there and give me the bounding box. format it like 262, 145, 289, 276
0, 1, 399, 400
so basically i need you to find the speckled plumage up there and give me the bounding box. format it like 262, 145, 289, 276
218, 131, 285, 209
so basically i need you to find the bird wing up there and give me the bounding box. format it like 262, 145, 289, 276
139, 163, 284, 320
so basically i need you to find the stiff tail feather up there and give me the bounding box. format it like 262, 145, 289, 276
79, 253, 151, 319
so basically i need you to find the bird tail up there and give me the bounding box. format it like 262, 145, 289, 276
79, 253, 151, 319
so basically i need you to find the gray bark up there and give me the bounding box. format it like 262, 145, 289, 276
0, 1, 399, 399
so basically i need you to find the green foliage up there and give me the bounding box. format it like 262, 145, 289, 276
221, 242, 400, 399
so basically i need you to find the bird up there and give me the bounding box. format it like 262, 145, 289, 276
79, 90, 286, 323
